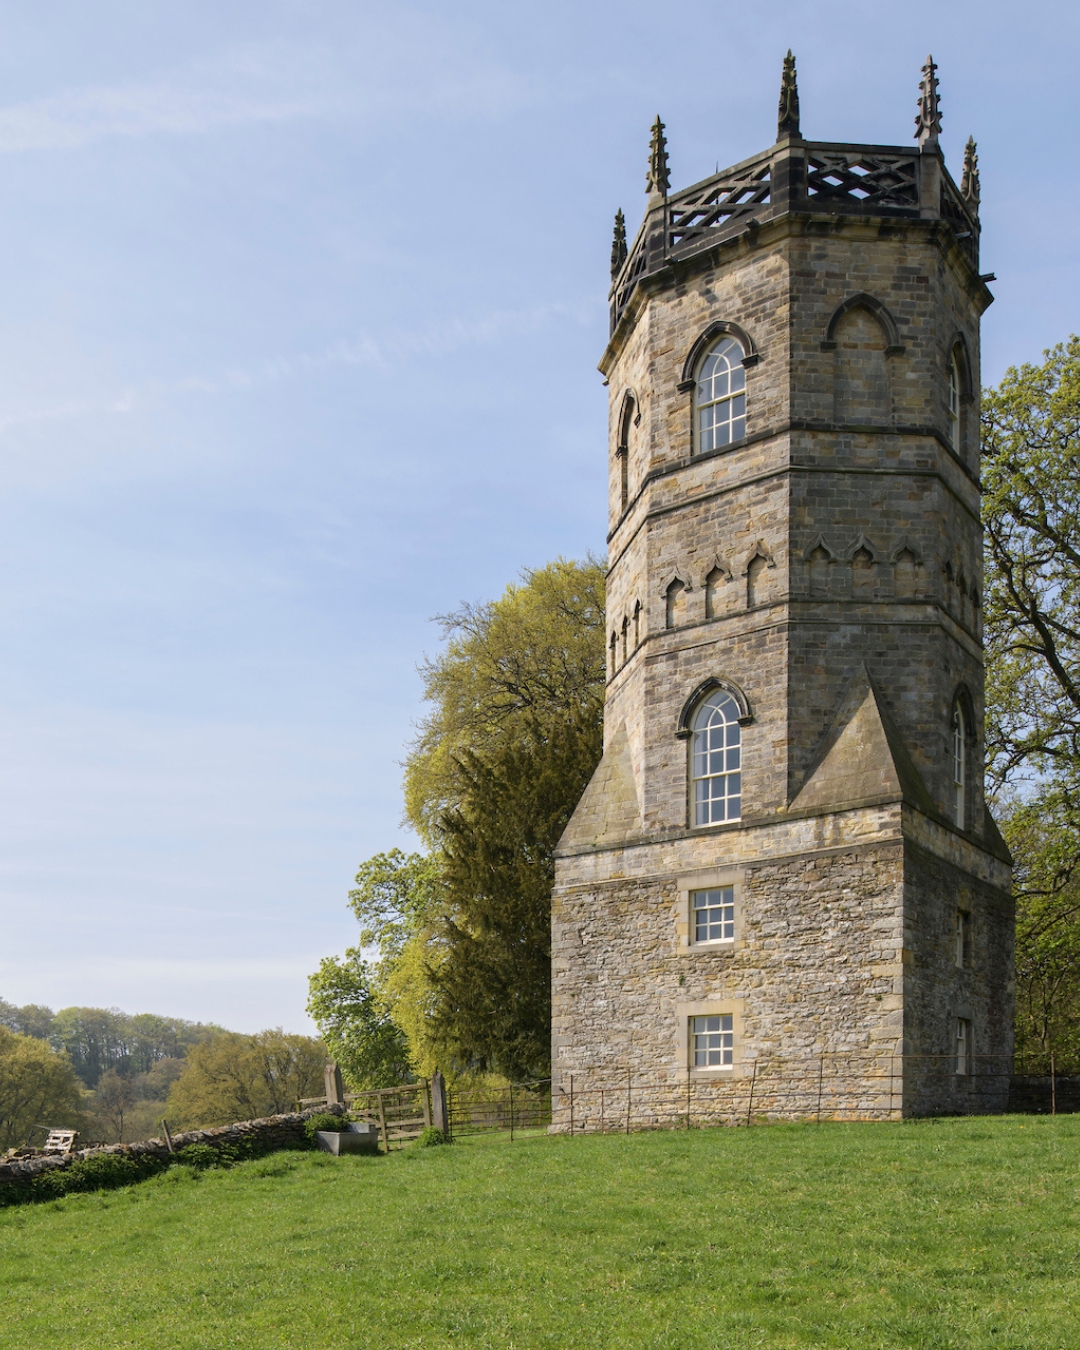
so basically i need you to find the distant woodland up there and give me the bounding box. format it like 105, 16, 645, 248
0, 1000, 325, 1148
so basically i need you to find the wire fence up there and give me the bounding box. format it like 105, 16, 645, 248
552, 1053, 1018, 1132
301, 1053, 1073, 1150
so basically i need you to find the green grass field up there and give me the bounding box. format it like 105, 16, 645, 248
2, 1115, 1079, 1349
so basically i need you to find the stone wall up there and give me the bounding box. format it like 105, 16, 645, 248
0, 1105, 342, 1194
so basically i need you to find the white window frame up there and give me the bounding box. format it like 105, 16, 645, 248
955, 1017, 972, 1076
695, 336, 747, 455
691, 886, 736, 947
690, 1014, 734, 1071
955, 909, 971, 970
690, 691, 743, 826
947, 352, 961, 450
952, 704, 966, 829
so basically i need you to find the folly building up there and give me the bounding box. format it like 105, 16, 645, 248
551, 57, 1013, 1122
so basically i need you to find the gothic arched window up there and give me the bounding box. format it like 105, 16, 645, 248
952, 703, 966, 829
696, 336, 746, 453
691, 690, 742, 825
948, 352, 961, 450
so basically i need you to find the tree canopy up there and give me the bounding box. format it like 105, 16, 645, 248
0, 1027, 84, 1150
311, 557, 606, 1086
165, 1029, 326, 1128
983, 336, 1080, 1070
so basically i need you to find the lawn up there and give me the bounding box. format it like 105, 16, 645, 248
1, 1115, 1078, 1349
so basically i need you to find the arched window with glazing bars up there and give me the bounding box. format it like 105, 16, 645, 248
691, 690, 742, 824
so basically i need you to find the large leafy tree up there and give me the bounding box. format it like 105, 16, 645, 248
404, 557, 606, 842
311, 557, 606, 1085
165, 1030, 326, 1128
983, 336, 1080, 1069
431, 713, 601, 1079
409, 557, 606, 1080
0, 1027, 84, 1150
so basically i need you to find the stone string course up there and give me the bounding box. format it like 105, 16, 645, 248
0, 1104, 343, 1192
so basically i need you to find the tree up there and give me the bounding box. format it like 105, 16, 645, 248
983, 337, 1080, 1069
406, 558, 606, 1080
310, 557, 606, 1085
1004, 802, 1080, 1072
404, 557, 606, 842
307, 949, 412, 1088
0, 1027, 84, 1151
165, 1030, 326, 1128
430, 712, 601, 1079
0, 1000, 56, 1042
982, 336, 1080, 798
91, 1069, 140, 1144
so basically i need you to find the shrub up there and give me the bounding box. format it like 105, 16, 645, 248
174, 1143, 220, 1171
414, 1127, 448, 1148
303, 1112, 348, 1144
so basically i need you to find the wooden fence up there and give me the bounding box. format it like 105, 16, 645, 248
300, 1081, 434, 1151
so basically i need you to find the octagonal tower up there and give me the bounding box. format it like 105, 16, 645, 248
552, 56, 1013, 1124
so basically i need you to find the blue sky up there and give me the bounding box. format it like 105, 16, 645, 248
0, 0, 1074, 1033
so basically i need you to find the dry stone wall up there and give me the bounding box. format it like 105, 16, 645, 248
0, 1105, 342, 1197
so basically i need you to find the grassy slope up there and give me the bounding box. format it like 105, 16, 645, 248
1, 1116, 1079, 1349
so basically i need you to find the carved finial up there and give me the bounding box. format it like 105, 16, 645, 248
777, 50, 800, 138
915, 54, 942, 148
646, 115, 670, 197
961, 136, 980, 211
610, 209, 627, 277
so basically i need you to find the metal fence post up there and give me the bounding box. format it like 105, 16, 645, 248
816, 1055, 824, 1122
509, 1081, 514, 1142
626, 1068, 631, 1134
569, 1074, 574, 1136
745, 1060, 757, 1127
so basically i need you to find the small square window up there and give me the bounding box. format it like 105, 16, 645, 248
692, 1014, 734, 1068
692, 887, 735, 944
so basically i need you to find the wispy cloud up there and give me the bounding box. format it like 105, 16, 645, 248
172, 299, 601, 396
0, 19, 539, 156
0, 59, 330, 154
0, 298, 601, 468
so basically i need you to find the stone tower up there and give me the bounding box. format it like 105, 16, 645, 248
552, 57, 1013, 1123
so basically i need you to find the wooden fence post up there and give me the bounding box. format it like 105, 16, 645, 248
377, 1091, 388, 1152
421, 1079, 432, 1129
431, 1071, 449, 1136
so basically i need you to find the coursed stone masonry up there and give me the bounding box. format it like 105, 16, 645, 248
553, 58, 1013, 1123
